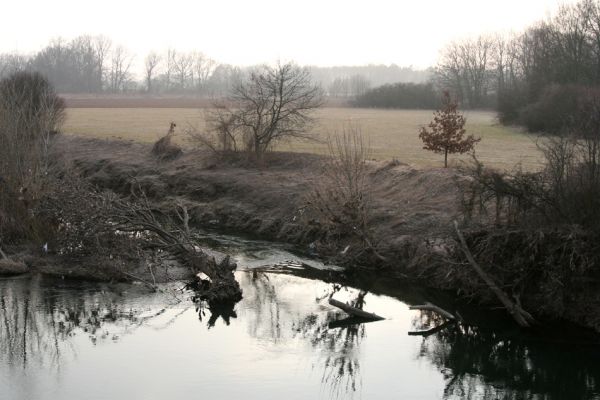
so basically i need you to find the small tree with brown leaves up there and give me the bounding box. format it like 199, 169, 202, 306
419, 92, 480, 167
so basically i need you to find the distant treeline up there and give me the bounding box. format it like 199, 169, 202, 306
434, 0, 600, 132
352, 82, 439, 109
0, 36, 429, 97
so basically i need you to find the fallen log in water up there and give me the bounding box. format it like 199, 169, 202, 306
409, 302, 456, 321
454, 221, 535, 328
408, 320, 455, 337
328, 298, 385, 320
328, 316, 380, 329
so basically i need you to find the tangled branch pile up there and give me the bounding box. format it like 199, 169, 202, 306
456, 93, 600, 324
35, 172, 241, 301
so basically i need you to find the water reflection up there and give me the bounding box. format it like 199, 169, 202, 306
411, 311, 600, 399
0, 275, 183, 371
1, 271, 600, 400
237, 271, 366, 398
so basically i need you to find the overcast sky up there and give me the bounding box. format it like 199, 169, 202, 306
0, 0, 580, 68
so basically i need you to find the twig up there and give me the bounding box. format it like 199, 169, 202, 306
0, 246, 8, 260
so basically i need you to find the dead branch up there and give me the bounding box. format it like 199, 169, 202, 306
328, 316, 380, 329
409, 302, 456, 321
408, 320, 456, 337
454, 221, 535, 328
328, 298, 385, 321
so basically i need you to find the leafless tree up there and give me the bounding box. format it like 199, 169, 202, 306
210, 62, 323, 161
144, 52, 161, 93
436, 35, 495, 107
93, 35, 112, 90
192, 52, 216, 93
164, 48, 176, 92
108, 45, 133, 92
172, 51, 193, 91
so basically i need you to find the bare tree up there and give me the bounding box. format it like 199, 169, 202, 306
93, 35, 112, 90
192, 52, 216, 93
436, 35, 495, 108
211, 62, 323, 161
164, 48, 176, 92
144, 52, 161, 93
173, 51, 193, 91
108, 45, 133, 92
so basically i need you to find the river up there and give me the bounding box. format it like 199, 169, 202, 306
1, 233, 599, 400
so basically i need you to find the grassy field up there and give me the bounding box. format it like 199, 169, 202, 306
63, 107, 543, 170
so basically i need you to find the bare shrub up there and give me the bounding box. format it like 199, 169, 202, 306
0, 72, 65, 242
151, 122, 182, 161
462, 96, 600, 231
186, 108, 239, 156
305, 127, 385, 264
0, 72, 65, 194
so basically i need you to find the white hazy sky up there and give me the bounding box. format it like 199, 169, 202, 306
0, 0, 580, 68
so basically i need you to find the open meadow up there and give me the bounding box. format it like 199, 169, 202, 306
63, 107, 543, 170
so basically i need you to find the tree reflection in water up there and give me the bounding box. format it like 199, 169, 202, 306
0, 275, 185, 371
3, 271, 600, 400
239, 271, 367, 399
294, 310, 365, 399
411, 310, 600, 400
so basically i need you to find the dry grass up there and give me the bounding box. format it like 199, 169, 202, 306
63, 107, 543, 170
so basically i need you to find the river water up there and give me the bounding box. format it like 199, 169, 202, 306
1, 233, 600, 400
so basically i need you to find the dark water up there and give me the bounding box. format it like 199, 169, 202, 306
1, 236, 600, 400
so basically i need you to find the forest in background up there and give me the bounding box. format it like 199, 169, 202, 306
0, 39, 429, 98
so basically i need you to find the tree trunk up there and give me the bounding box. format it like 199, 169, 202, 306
444, 149, 448, 168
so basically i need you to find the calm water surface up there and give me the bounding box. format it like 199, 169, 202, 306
1, 234, 600, 400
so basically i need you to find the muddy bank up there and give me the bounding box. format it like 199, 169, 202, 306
53, 135, 600, 332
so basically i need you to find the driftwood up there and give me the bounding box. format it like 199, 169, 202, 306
328, 298, 385, 320
454, 221, 535, 328
408, 320, 455, 337
409, 302, 456, 320
328, 316, 380, 329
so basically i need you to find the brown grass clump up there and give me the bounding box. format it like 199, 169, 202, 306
151, 122, 182, 161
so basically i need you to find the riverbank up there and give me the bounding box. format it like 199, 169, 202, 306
6, 134, 598, 333
55, 135, 461, 265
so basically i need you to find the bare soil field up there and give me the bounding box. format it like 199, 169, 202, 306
63, 107, 543, 170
